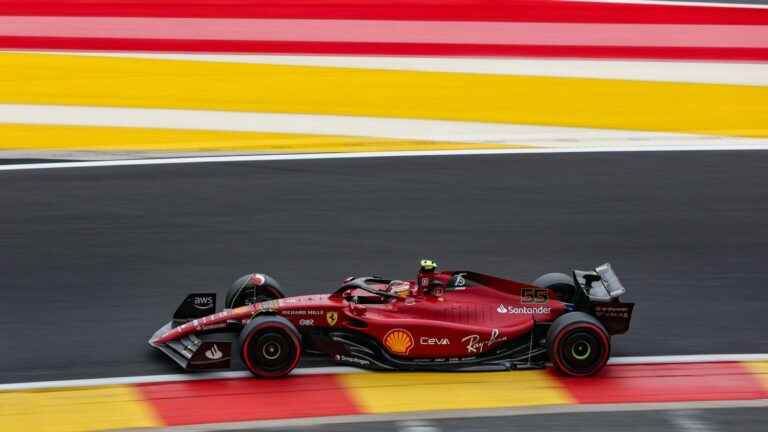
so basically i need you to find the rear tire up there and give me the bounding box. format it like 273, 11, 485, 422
533, 272, 577, 303
225, 273, 284, 309
548, 312, 610, 376
239, 316, 301, 378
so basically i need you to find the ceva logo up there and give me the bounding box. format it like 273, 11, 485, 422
497, 304, 508, 313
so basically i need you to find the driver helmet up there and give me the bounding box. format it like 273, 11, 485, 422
417, 259, 438, 293
388, 280, 412, 297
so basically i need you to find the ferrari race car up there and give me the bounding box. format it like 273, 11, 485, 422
149, 260, 633, 377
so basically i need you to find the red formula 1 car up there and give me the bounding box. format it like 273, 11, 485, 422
149, 260, 634, 377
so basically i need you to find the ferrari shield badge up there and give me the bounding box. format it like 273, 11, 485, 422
326, 311, 338, 326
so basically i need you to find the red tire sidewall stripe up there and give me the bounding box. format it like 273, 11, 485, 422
552, 321, 610, 376
242, 321, 301, 377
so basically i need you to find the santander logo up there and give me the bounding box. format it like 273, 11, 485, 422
205, 344, 223, 360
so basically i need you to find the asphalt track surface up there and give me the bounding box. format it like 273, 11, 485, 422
238, 407, 768, 432
1, 151, 768, 383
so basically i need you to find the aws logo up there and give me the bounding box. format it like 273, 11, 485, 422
383, 328, 414, 355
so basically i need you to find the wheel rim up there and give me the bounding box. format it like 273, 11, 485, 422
571, 341, 592, 360
262, 341, 282, 360
559, 330, 604, 374
248, 330, 295, 372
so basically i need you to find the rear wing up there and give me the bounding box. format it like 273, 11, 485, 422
573, 263, 625, 303
573, 263, 634, 335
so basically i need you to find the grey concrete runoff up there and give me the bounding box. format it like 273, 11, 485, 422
1, 151, 768, 383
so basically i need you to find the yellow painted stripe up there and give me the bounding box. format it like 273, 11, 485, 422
0, 385, 161, 432
340, 371, 572, 413
0, 53, 766, 137
743, 361, 768, 393
0, 123, 519, 152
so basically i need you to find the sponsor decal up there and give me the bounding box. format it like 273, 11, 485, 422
205, 344, 223, 360
497, 304, 551, 314
334, 354, 371, 367
249, 273, 266, 286
299, 319, 314, 326
521, 287, 549, 304
449, 273, 469, 289
383, 328, 415, 355
282, 310, 323, 316
192, 295, 214, 309
420, 336, 450, 345
259, 300, 280, 312
594, 304, 631, 319
326, 311, 338, 326
198, 311, 230, 326
461, 328, 508, 354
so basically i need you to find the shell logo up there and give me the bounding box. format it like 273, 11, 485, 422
383, 328, 414, 355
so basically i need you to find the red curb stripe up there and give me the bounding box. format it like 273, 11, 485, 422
4, 38, 768, 61
136, 374, 362, 426
556, 363, 768, 404
0, 0, 766, 24
3, 18, 767, 48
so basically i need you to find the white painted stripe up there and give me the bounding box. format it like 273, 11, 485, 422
2, 17, 767, 48
569, 0, 768, 9
4, 105, 768, 150
668, 411, 718, 432
3, 145, 768, 171
608, 353, 768, 364
11, 51, 768, 86
0, 367, 363, 391
1, 354, 766, 390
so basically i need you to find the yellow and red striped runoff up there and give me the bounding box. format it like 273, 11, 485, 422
2, 362, 768, 432
0, 52, 766, 140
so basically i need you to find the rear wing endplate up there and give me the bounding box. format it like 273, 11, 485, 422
573, 263, 626, 303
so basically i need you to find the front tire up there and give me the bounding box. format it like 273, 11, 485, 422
239, 316, 301, 378
225, 273, 284, 309
548, 312, 610, 376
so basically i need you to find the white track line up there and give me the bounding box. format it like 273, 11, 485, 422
4, 105, 768, 157
9, 104, 766, 146
609, 353, 768, 364
3, 145, 768, 172
10, 51, 768, 86
569, 0, 768, 9
1, 354, 767, 391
